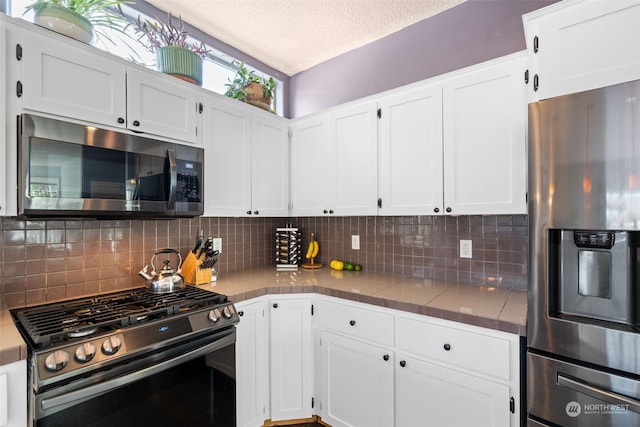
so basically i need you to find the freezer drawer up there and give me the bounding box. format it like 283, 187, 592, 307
528, 352, 640, 427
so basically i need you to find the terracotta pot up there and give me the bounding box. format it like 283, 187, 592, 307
244, 82, 272, 110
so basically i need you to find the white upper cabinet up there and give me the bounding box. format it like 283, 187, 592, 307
378, 83, 443, 215
251, 112, 290, 217
291, 100, 378, 216
17, 24, 200, 145
330, 101, 378, 216
442, 53, 527, 215
202, 95, 252, 217
523, 0, 640, 101
20, 29, 127, 129
0, 23, 7, 216
290, 114, 332, 216
126, 67, 200, 144
202, 93, 289, 217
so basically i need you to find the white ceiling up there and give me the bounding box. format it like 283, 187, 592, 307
146, 0, 467, 76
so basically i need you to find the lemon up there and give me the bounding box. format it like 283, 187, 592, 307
333, 261, 344, 271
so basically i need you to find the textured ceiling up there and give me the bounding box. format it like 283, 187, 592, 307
146, 0, 467, 76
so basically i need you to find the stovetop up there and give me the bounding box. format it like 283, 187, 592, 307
11, 286, 229, 349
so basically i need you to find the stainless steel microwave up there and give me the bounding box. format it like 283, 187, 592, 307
18, 114, 204, 218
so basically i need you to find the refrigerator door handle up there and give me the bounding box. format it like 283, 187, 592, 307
557, 372, 640, 414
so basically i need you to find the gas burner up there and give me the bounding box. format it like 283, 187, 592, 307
64, 322, 98, 338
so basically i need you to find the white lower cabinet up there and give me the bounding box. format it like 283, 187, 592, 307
395, 313, 520, 427
320, 331, 394, 427
269, 297, 314, 422
235, 298, 269, 427
317, 296, 520, 427
0, 359, 26, 427
235, 294, 520, 427
395, 354, 510, 427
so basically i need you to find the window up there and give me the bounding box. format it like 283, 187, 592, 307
6, 0, 282, 115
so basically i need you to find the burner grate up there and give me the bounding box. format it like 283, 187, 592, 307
11, 286, 227, 348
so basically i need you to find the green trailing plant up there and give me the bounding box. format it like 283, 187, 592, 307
25, 0, 132, 43
120, 10, 210, 59
224, 60, 276, 102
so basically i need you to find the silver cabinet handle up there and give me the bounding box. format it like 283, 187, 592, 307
557, 373, 640, 414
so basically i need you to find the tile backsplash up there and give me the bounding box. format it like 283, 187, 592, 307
0, 215, 527, 307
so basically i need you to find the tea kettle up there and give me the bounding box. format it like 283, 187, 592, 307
138, 248, 185, 293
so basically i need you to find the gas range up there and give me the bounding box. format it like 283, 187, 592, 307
11, 285, 238, 422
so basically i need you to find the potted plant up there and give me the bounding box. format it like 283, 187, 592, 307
224, 60, 276, 111
25, 0, 131, 45
122, 11, 209, 86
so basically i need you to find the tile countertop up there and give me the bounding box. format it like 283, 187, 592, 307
199, 266, 527, 336
0, 267, 528, 365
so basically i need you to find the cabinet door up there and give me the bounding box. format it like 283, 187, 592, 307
330, 101, 378, 215
0, 24, 6, 216
127, 67, 199, 144
290, 114, 334, 216
320, 331, 394, 427
251, 113, 290, 217
525, 0, 640, 101
442, 54, 526, 215
201, 95, 252, 216
236, 299, 269, 427
0, 360, 27, 427
270, 298, 313, 421
20, 30, 127, 128
378, 83, 443, 215
396, 354, 510, 427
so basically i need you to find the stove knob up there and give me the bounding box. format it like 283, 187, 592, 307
75, 342, 97, 363
102, 335, 122, 355
208, 308, 221, 323
222, 306, 233, 319
44, 350, 69, 372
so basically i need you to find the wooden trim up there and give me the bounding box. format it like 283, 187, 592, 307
262, 415, 331, 426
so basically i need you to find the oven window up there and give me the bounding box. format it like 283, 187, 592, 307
37, 356, 235, 427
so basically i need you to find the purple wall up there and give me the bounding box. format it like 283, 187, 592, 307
289, 0, 559, 118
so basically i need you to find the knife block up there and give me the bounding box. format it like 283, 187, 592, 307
181, 252, 213, 285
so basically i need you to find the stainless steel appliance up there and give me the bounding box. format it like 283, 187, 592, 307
528, 79, 640, 426
18, 114, 204, 218
11, 286, 238, 426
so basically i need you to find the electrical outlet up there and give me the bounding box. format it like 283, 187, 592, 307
213, 237, 222, 253
460, 239, 472, 259
351, 235, 360, 250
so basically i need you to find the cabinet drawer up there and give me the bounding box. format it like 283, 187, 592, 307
397, 316, 510, 380
320, 299, 394, 347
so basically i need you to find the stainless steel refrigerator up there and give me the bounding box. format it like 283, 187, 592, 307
528, 79, 640, 426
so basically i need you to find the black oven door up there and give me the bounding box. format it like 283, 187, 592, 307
35, 329, 236, 427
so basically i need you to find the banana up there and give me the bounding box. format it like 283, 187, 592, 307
305, 241, 314, 259
305, 232, 320, 259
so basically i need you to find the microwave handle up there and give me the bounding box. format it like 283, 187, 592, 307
167, 149, 177, 208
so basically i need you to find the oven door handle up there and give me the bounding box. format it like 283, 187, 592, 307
40, 331, 235, 412
558, 372, 640, 414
